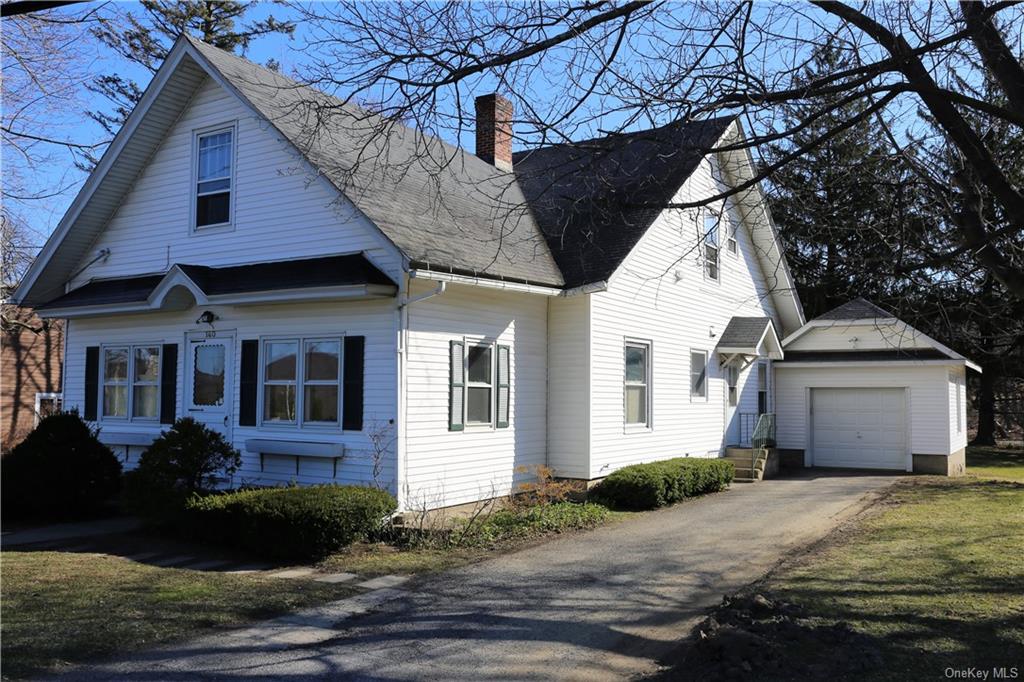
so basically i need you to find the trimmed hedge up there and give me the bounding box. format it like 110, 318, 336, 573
456, 502, 609, 547
184, 485, 397, 560
2, 412, 122, 519
591, 458, 734, 510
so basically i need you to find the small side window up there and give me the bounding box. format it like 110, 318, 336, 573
757, 362, 769, 414
690, 350, 707, 399
726, 365, 738, 407
466, 344, 493, 425
624, 341, 651, 427
703, 212, 720, 281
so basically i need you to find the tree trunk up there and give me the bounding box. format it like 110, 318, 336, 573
971, 367, 998, 446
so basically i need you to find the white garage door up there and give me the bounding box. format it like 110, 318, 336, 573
812, 388, 907, 470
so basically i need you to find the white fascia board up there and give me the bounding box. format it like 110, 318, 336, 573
12, 43, 192, 306
775, 359, 978, 370
408, 269, 564, 296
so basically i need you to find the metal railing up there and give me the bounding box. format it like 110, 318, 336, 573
738, 412, 776, 475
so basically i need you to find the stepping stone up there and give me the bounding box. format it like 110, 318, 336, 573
223, 562, 273, 574
150, 555, 196, 567
124, 552, 162, 562
314, 572, 357, 584
183, 559, 232, 571
268, 567, 316, 579
356, 574, 409, 590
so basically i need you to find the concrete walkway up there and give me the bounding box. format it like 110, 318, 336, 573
66, 471, 897, 681
2, 517, 142, 547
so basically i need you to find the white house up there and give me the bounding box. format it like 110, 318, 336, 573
12, 37, 976, 511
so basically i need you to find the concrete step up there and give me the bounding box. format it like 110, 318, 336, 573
731, 466, 764, 480
723, 456, 765, 470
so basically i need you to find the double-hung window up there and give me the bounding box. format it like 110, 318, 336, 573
195, 127, 233, 229
690, 350, 707, 400
102, 345, 160, 420
262, 338, 342, 426
725, 208, 738, 255
624, 341, 651, 427
703, 212, 720, 281
448, 340, 510, 430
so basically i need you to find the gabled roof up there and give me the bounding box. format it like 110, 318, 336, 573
715, 316, 783, 359
813, 297, 895, 321
512, 117, 734, 288
36, 254, 396, 317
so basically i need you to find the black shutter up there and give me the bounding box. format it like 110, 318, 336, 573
160, 343, 178, 424
449, 340, 465, 431
496, 345, 510, 428
343, 335, 365, 431
84, 346, 99, 420
239, 340, 259, 426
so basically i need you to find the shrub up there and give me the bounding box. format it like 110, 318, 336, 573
124, 417, 241, 522
184, 485, 397, 560
1, 411, 122, 519
591, 458, 734, 510
448, 501, 609, 548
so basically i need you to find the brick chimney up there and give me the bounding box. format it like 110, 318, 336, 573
475, 93, 513, 171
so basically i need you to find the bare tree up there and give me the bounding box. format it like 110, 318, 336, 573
289, 1, 1024, 300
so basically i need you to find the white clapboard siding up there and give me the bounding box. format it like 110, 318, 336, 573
786, 323, 929, 352
546, 295, 590, 478
64, 299, 398, 492
68, 76, 401, 288
586, 155, 779, 479
774, 364, 952, 456
948, 365, 967, 452
403, 280, 547, 510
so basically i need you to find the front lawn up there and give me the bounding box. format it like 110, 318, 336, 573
0, 552, 355, 679
661, 447, 1024, 680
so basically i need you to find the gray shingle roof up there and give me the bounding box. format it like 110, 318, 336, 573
187, 37, 565, 287
38, 254, 394, 310
780, 349, 949, 362
717, 316, 772, 349
512, 117, 734, 288
813, 298, 895, 321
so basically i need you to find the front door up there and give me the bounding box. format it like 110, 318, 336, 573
186, 333, 234, 440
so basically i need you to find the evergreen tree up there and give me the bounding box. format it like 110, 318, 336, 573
88, 1, 294, 139
763, 44, 928, 319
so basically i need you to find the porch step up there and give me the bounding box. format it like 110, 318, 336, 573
731, 466, 764, 481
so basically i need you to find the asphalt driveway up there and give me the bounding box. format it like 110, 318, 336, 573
68, 471, 898, 681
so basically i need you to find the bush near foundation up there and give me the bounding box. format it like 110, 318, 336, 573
591, 458, 734, 510
184, 484, 398, 560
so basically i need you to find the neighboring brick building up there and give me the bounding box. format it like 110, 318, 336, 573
1, 302, 63, 450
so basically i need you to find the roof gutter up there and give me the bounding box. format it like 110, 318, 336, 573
408, 268, 606, 297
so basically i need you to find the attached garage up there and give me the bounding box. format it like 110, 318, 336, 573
774, 299, 978, 476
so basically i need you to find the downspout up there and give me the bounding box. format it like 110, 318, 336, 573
394, 279, 447, 511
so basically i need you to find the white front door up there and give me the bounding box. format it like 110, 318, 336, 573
186, 333, 234, 440
811, 387, 907, 470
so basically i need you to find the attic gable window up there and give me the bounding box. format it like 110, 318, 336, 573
194, 127, 234, 229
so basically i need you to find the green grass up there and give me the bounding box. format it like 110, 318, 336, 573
0, 552, 356, 679
966, 442, 1024, 481
766, 475, 1024, 679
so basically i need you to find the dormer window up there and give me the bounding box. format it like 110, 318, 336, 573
194, 126, 234, 229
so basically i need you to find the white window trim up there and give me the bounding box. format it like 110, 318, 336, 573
724, 203, 739, 257
955, 373, 963, 433
701, 210, 721, 284
100, 343, 162, 422
34, 392, 62, 426
689, 348, 709, 402
190, 121, 237, 234
464, 338, 496, 429
757, 360, 770, 414
624, 338, 653, 432
257, 334, 345, 431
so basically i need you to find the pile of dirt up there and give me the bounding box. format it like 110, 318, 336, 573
651, 593, 884, 681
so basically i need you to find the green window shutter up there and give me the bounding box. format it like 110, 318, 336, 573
449, 340, 465, 431
496, 345, 510, 428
